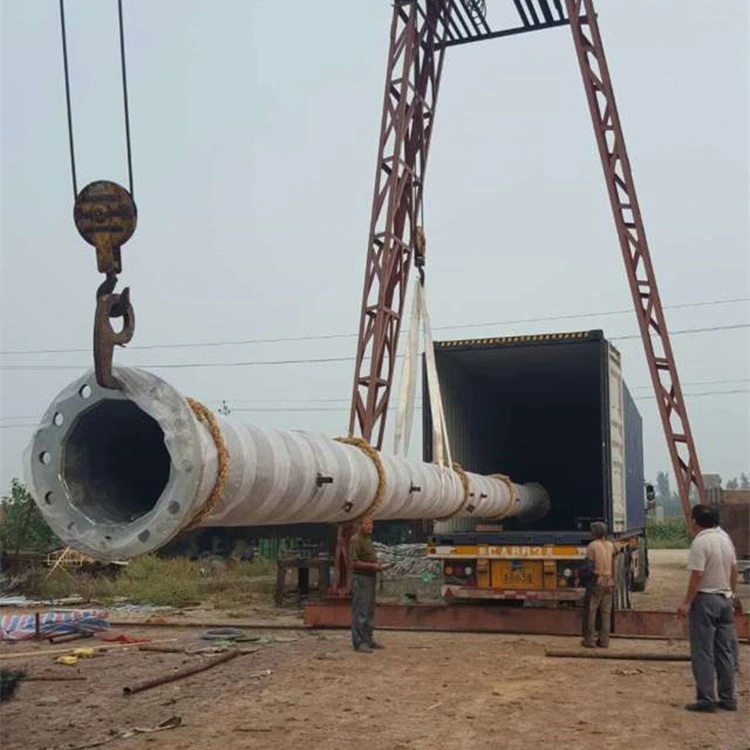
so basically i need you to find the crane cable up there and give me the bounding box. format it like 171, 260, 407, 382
58, 0, 135, 199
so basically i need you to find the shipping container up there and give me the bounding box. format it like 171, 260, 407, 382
423, 330, 648, 605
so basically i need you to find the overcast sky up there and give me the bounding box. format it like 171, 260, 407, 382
1, 1, 748, 497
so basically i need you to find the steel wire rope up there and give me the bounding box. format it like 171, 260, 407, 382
58, 0, 135, 199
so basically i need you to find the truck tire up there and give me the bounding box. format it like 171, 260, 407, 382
632, 537, 648, 592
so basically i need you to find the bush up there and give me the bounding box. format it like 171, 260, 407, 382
26, 568, 117, 602
21, 554, 277, 609
0, 479, 59, 555
115, 556, 203, 607
646, 518, 690, 549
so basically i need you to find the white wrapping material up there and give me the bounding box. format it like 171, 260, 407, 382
393, 280, 451, 469
27, 368, 549, 561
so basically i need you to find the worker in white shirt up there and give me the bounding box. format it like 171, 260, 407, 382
677, 504, 739, 712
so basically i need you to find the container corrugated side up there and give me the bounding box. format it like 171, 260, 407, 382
623, 384, 645, 532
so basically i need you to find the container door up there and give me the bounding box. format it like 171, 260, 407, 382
608, 345, 626, 532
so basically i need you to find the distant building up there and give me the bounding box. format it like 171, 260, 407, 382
702, 474, 722, 490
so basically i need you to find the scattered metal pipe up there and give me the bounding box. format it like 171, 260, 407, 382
122, 649, 240, 695
26, 368, 549, 562
544, 649, 690, 661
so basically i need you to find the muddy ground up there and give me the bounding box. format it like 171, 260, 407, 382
2, 550, 749, 750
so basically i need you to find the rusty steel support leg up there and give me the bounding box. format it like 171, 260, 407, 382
565, 0, 705, 515
349, 0, 451, 449
334, 1, 452, 598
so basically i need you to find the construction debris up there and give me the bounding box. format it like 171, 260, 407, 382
48, 632, 94, 645
373, 543, 440, 580
100, 634, 149, 645
0, 610, 109, 641
55, 647, 96, 666
544, 648, 690, 661
138, 644, 185, 654
123, 650, 241, 695
0, 638, 178, 662
108, 618, 307, 630
199, 627, 246, 641
69, 716, 182, 750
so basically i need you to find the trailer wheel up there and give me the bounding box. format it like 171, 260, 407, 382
632, 537, 648, 592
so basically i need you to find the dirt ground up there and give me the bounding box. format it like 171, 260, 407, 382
2, 550, 749, 750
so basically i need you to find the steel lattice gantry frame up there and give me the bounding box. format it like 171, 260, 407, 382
349, 0, 705, 519
565, 0, 705, 518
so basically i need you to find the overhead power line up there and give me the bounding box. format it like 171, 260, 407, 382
224, 389, 750, 410
630, 377, 750, 390
8, 375, 746, 418
1, 296, 747, 356
1, 321, 748, 373
3, 388, 748, 428
215, 377, 750, 402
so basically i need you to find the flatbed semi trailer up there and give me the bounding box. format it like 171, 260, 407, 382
423, 330, 648, 609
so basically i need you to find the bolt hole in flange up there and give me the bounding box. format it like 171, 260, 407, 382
79, 384, 92, 399
40, 451, 52, 465
44, 492, 54, 505
54, 412, 64, 426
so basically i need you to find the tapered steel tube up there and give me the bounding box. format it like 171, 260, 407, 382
26, 369, 549, 561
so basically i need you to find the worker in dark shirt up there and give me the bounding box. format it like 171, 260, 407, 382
349, 515, 384, 653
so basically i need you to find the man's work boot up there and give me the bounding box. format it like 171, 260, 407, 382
684, 701, 717, 713
596, 640, 609, 648
354, 644, 373, 653
581, 640, 596, 649
369, 641, 385, 650
716, 700, 737, 711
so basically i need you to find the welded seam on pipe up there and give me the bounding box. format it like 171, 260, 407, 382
334, 436, 386, 520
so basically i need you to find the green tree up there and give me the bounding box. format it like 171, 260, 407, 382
740, 473, 749, 490
0, 479, 59, 556
655, 471, 671, 502
726, 478, 739, 490
653, 471, 685, 518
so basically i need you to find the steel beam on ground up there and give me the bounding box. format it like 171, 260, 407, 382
303, 601, 750, 642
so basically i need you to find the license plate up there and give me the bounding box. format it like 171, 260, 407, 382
502, 571, 534, 586
492, 560, 542, 589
